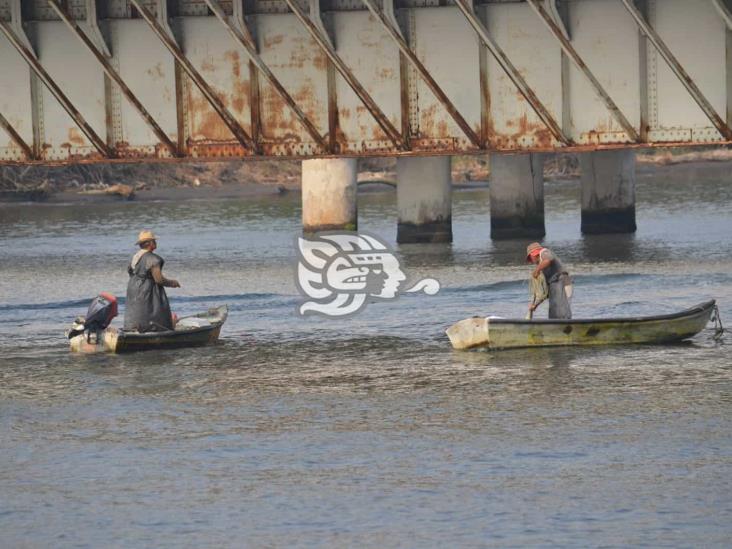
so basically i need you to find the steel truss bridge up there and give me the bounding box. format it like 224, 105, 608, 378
1, 0, 732, 165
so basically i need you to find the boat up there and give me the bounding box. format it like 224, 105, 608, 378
446, 300, 719, 351
69, 305, 228, 353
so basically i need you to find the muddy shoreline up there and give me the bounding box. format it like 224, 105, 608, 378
1, 148, 730, 204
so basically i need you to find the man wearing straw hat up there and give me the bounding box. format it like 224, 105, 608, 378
123, 230, 181, 333
526, 242, 572, 319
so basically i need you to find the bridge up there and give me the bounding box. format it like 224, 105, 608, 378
2, 0, 731, 240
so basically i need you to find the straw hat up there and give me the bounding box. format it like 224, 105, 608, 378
135, 230, 158, 245
526, 242, 542, 262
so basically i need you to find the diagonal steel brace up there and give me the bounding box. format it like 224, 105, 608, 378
129, 0, 259, 152
454, 0, 572, 146
283, 0, 404, 149
204, 0, 329, 152
0, 20, 112, 157
48, 0, 179, 157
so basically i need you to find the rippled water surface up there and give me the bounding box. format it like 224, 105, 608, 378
1, 162, 732, 547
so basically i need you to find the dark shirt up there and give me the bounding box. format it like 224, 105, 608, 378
539, 248, 566, 282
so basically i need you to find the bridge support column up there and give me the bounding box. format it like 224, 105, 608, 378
489, 153, 545, 240
579, 150, 637, 234
396, 156, 452, 243
302, 158, 358, 233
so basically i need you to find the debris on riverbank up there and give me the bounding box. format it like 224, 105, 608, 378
1, 146, 730, 203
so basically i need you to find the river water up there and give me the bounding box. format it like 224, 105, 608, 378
1, 161, 731, 547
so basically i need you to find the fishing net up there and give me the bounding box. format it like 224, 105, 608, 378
526, 272, 549, 320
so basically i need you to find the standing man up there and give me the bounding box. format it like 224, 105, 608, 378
124, 230, 181, 332
526, 242, 572, 319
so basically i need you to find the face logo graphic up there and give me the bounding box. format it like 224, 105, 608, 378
296, 232, 440, 317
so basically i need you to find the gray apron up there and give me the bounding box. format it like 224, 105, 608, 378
547, 272, 572, 320
541, 250, 572, 320
123, 251, 173, 332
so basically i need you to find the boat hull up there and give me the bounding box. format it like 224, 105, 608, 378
114, 324, 223, 353
69, 306, 228, 354
446, 300, 716, 350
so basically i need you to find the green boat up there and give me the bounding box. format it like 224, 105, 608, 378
446, 300, 719, 351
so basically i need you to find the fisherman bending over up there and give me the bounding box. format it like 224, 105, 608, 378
124, 230, 181, 333
526, 242, 572, 319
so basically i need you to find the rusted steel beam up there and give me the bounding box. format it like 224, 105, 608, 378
248, 63, 262, 146
621, 0, 732, 140
128, 0, 258, 153
362, 0, 482, 148
0, 21, 112, 158
478, 36, 493, 149
308, 0, 341, 152
526, 0, 640, 143
398, 52, 412, 149
203, 0, 329, 152
381, 0, 412, 148
326, 61, 340, 152
232, 0, 263, 144
454, 0, 572, 146
9, 0, 41, 155
0, 112, 35, 160
48, 0, 179, 157
282, 0, 404, 149
715, 0, 732, 125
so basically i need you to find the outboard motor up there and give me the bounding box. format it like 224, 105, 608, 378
67, 293, 118, 340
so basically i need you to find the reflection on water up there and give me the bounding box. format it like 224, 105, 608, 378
1, 166, 732, 546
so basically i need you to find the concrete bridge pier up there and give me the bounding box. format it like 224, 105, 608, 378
489, 153, 545, 240
396, 156, 453, 243
301, 158, 358, 233
579, 150, 637, 234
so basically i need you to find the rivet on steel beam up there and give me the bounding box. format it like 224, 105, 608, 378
621, 0, 732, 141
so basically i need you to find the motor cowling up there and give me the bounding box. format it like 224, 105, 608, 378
67, 293, 118, 340
84, 292, 118, 332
